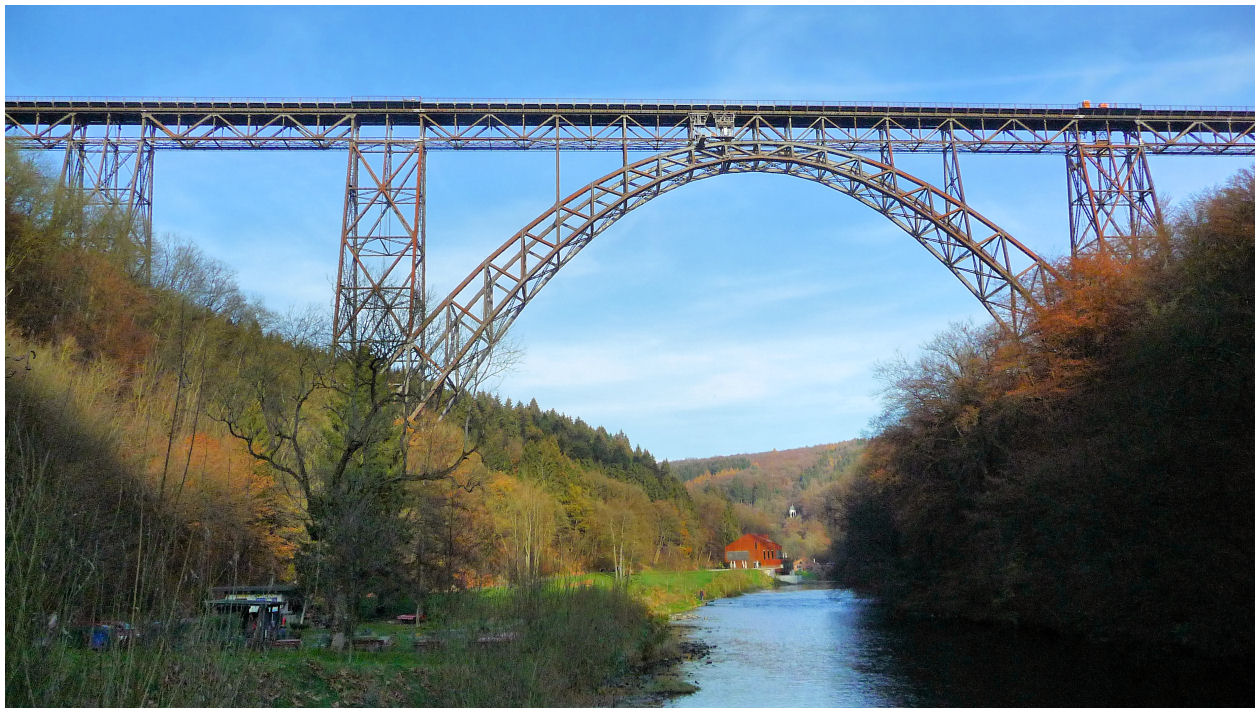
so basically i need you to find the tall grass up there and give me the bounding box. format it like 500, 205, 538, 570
286, 571, 769, 705
172, 582, 668, 707
429, 583, 661, 706
555, 568, 772, 616
360, 582, 663, 706
4, 333, 253, 706
629, 569, 771, 615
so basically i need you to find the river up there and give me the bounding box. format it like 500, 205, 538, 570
665, 584, 1251, 707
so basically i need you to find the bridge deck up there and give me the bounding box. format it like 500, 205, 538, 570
6, 97, 1255, 154
6, 97, 1252, 126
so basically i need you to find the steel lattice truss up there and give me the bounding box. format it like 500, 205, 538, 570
401, 141, 1053, 418
57, 119, 156, 281
333, 120, 425, 358
1065, 133, 1162, 255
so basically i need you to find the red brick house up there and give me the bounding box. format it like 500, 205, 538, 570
724, 533, 790, 573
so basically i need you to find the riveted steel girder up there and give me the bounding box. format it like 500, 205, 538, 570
399, 141, 1055, 418
6, 99, 1254, 154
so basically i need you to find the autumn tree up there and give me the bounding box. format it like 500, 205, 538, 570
211, 311, 492, 644
827, 171, 1254, 657
491, 475, 562, 582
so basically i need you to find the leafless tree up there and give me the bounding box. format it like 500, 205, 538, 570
209, 302, 517, 646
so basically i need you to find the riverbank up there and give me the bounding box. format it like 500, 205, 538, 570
26, 583, 656, 707
13, 570, 772, 707
603, 569, 775, 706
288, 569, 773, 706
603, 617, 713, 707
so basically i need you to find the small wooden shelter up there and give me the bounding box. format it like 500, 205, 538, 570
206, 584, 303, 640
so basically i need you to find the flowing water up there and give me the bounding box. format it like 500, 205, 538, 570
665, 585, 1251, 707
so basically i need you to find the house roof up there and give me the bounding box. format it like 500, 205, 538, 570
210, 584, 299, 596
209, 585, 302, 603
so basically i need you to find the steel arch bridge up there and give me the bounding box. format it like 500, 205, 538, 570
404, 141, 1052, 417
6, 97, 1255, 413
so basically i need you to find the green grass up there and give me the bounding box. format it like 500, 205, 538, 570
628, 569, 772, 616
12, 583, 662, 707
8, 570, 767, 707
553, 568, 772, 617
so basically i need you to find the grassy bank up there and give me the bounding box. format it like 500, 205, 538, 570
629, 568, 773, 616
8, 570, 769, 707
552, 568, 772, 616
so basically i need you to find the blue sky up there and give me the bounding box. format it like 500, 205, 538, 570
6, 5, 1255, 460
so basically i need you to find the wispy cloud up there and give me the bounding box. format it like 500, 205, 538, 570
691, 7, 1253, 105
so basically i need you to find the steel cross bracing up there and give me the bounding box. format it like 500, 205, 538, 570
333, 119, 425, 360
396, 141, 1054, 419
56, 117, 156, 282
1065, 131, 1162, 256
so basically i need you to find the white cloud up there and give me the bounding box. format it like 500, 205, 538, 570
504, 324, 914, 414
494, 321, 929, 459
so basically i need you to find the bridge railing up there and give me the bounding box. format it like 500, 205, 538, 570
6, 95, 1256, 113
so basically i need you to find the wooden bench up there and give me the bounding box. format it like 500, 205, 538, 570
395, 614, 422, 624
271, 638, 302, 650
352, 636, 393, 652
473, 631, 520, 645
412, 635, 443, 650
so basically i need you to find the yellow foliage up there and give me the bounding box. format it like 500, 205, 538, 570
6, 327, 295, 590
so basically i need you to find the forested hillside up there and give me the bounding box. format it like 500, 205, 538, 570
826, 171, 1254, 658
678, 441, 865, 562
4, 149, 734, 653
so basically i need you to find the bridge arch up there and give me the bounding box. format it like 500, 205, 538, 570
401, 141, 1053, 415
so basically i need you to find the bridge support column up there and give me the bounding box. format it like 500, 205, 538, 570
333, 119, 426, 363
940, 127, 973, 250
925, 127, 980, 272
60, 116, 155, 283
1066, 131, 1162, 256
879, 123, 896, 169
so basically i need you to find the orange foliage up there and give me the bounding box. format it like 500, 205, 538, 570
37, 249, 157, 373
1025, 249, 1152, 398
182, 430, 296, 580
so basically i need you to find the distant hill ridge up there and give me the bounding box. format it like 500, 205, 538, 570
674, 439, 867, 561
669, 441, 864, 483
